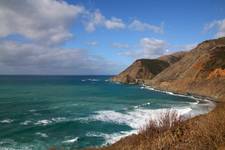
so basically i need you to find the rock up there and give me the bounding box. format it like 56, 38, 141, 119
112, 37, 225, 101
111, 59, 170, 84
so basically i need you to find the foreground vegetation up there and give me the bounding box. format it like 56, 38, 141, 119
106, 37, 225, 150
87, 103, 225, 150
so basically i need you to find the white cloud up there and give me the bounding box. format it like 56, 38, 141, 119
84, 10, 125, 32
0, 0, 84, 45
119, 38, 167, 59
203, 19, 225, 38
0, 1, 129, 75
86, 41, 98, 46
128, 19, 164, 34
112, 43, 130, 49
139, 38, 167, 57
105, 17, 125, 29
172, 43, 196, 51
0, 41, 118, 75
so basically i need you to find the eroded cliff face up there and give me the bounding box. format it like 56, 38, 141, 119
112, 37, 225, 101
111, 52, 186, 84
111, 59, 170, 83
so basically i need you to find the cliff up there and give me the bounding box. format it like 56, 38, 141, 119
147, 37, 225, 101
111, 59, 169, 83
111, 51, 186, 84
89, 37, 225, 150
112, 37, 225, 101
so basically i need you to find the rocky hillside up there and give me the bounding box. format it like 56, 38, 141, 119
111, 52, 186, 83
158, 51, 187, 64
112, 37, 225, 101
89, 37, 225, 150
111, 59, 169, 83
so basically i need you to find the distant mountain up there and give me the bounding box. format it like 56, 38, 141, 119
112, 37, 225, 101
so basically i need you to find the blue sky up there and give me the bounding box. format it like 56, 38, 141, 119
0, 0, 224, 75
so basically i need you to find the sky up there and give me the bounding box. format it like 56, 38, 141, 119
0, 0, 224, 75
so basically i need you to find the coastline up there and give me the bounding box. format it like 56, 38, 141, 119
87, 37, 225, 150
87, 84, 225, 150
86, 81, 218, 150
142, 84, 216, 110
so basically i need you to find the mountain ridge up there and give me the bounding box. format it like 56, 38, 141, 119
112, 37, 225, 101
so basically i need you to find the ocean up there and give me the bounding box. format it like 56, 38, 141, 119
0, 75, 214, 150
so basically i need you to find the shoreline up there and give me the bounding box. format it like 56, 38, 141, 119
142, 84, 216, 110
87, 82, 224, 150
87, 81, 217, 149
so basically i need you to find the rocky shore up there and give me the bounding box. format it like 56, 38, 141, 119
112, 37, 225, 102
88, 37, 225, 150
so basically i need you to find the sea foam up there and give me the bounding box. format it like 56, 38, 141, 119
86, 130, 137, 145
91, 107, 193, 129
0, 119, 14, 124
62, 137, 78, 144
35, 132, 48, 138
89, 95, 215, 145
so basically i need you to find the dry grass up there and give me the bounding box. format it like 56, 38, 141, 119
139, 110, 183, 139
86, 103, 225, 150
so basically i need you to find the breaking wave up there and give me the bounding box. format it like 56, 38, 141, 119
62, 137, 79, 144
88, 92, 215, 145
0, 119, 14, 124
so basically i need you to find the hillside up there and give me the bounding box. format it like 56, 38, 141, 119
112, 37, 225, 101
147, 37, 225, 101
111, 51, 186, 84
90, 37, 225, 150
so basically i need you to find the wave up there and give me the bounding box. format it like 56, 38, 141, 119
88, 79, 99, 82
140, 86, 145, 89
62, 137, 78, 144
143, 85, 186, 97
0, 119, 14, 124
34, 120, 52, 126
89, 97, 215, 145
134, 102, 151, 109
51, 117, 66, 122
189, 100, 200, 105
144, 86, 188, 97
81, 78, 100, 82
34, 117, 67, 126
86, 131, 136, 145
0, 139, 46, 150
28, 109, 37, 112
143, 85, 216, 107
90, 107, 193, 129
35, 132, 48, 138
20, 120, 32, 126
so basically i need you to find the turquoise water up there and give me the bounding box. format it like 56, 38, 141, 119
0, 76, 214, 150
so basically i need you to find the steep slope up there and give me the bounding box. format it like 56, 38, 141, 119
147, 37, 225, 101
111, 52, 186, 84
111, 59, 169, 83
112, 37, 225, 101
89, 37, 225, 150
158, 51, 187, 64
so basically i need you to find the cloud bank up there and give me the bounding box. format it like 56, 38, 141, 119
204, 19, 225, 38
0, 0, 84, 45
0, 41, 118, 75
128, 19, 164, 34
84, 10, 125, 32
0, 0, 121, 75
119, 38, 167, 59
